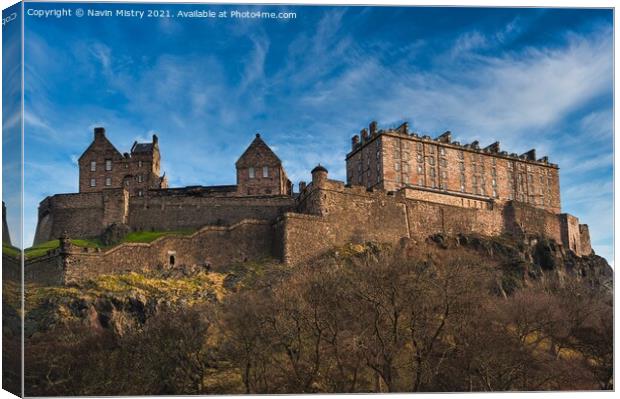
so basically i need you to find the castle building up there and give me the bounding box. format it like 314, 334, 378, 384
78, 127, 168, 197
235, 133, 292, 196
29, 122, 594, 285
346, 122, 561, 213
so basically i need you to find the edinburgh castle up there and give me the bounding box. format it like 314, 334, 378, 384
27, 122, 592, 285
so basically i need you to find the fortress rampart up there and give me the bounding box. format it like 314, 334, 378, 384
26, 125, 593, 285
27, 168, 591, 285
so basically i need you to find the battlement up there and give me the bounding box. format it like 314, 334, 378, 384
348, 121, 557, 168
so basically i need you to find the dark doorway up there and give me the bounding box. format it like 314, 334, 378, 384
169, 255, 175, 266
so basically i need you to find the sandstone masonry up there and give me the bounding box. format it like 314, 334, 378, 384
28, 123, 594, 285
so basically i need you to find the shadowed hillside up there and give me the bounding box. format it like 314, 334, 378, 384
22, 234, 612, 395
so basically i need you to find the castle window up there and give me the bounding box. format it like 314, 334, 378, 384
460, 183, 465, 192
105, 177, 112, 186
440, 158, 447, 167
90, 161, 96, 172
105, 159, 112, 171
416, 142, 423, 151
263, 166, 269, 177
138, 190, 143, 197
249, 167, 255, 179
138, 160, 143, 168
441, 170, 447, 179
90, 178, 96, 187
430, 168, 436, 178
417, 154, 423, 163
439, 147, 446, 156
428, 157, 435, 166
417, 165, 423, 175
395, 163, 400, 171
138, 175, 143, 183
493, 189, 498, 198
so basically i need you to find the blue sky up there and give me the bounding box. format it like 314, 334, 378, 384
20, 3, 613, 262
2, 2, 22, 249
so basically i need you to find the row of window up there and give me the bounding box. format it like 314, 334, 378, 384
88, 174, 145, 187
89, 160, 145, 172
248, 166, 270, 179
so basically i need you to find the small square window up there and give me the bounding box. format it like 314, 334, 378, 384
90, 161, 96, 172
90, 178, 96, 187
105, 177, 112, 186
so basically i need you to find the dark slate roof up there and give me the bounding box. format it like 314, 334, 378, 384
236, 134, 282, 166
131, 142, 154, 154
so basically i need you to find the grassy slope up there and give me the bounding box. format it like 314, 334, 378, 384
24, 229, 196, 259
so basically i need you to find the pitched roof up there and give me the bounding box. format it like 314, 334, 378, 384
131, 142, 154, 154
236, 134, 282, 167
78, 134, 122, 161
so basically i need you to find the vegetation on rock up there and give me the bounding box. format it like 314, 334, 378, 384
19, 234, 613, 395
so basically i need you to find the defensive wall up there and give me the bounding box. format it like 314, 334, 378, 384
34, 187, 295, 244
26, 219, 274, 285
27, 169, 592, 285
278, 169, 591, 265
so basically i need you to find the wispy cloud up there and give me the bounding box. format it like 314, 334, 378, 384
21, 6, 613, 260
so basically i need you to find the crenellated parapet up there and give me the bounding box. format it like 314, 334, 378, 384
349, 120, 556, 167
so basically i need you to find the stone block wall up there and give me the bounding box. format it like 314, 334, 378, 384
34, 192, 107, 244
27, 219, 276, 285
128, 194, 295, 231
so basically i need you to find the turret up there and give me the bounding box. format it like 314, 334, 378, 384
311, 164, 328, 188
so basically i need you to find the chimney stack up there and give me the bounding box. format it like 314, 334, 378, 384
369, 121, 378, 137
94, 127, 105, 140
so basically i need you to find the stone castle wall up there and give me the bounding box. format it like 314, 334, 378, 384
128, 192, 295, 232
279, 177, 590, 265
30, 174, 593, 285
34, 188, 295, 244
26, 219, 275, 285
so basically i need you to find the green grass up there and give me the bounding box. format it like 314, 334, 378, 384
23, 229, 197, 259
121, 229, 195, 243
2, 243, 21, 258
24, 238, 102, 259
